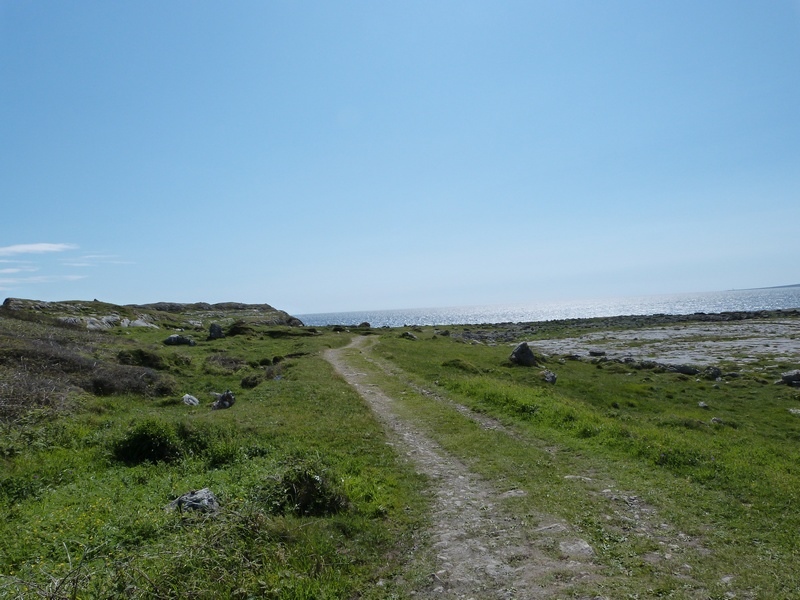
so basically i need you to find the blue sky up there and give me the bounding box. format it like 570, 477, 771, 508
2, 1, 799, 314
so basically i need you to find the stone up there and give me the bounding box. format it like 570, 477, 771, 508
130, 319, 158, 328
208, 323, 225, 340
211, 390, 235, 410
559, 539, 594, 557
541, 370, 557, 384
509, 342, 539, 367
780, 370, 800, 386
698, 402, 709, 409
588, 350, 606, 357
400, 331, 418, 340
358, 322, 371, 328
703, 366, 723, 380
669, 364, 700, 375
166, 488, 220, 513
164, 334, 195, 346
182, 394, 199, 406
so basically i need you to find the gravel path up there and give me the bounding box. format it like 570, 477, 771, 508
325, 337, 598, 599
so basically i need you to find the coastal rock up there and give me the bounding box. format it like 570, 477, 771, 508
400, 331, 418, 340
164, 334, 195, 346
509, 342, 539, 367
166, 488, 220, 513
208, 323, 225, 340
182, 394, 199, 406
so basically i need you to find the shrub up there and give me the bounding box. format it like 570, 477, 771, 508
117, 348, 168, 370
257, 456, 349, 517
241, 373, 264, 389
87, 365, 177, 397
112, 419, 183, 465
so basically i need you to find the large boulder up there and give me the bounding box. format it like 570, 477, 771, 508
780, 370, 800, 387
208, 323, 225, 340
164, 334, 195, 346
509, 342, 539, 367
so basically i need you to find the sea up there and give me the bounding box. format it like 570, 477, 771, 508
297, 286, 800, 328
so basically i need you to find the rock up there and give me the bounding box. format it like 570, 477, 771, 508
400, 331, 418, 340
780, 370, 800, 386
588, 350, 606, 357
166, 488, 220, 513
698, 402, 709, 409
541, 370, 557, 384
208, 323, 225, 340
703, 366, 723, 380
164, 334, 195, 346
85, 317, 114, 330
182, 394, 199, 406
559, 539, 594, 557
57, 316, 82, 326
669, 364, 700, 375
130, 318, 158, 328
509, 342, 539, 367
211, 390, 235, 410
358, 322, 371, 328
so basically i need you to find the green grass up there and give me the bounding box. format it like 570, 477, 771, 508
0, 316, 426, 599
365, 327, 800, 597
4, 308, 800, 598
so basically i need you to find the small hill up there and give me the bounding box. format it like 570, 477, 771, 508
1, 297, 304, 330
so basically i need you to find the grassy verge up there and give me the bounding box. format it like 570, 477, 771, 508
0, 316, 426, 599
364, 327, 800, 598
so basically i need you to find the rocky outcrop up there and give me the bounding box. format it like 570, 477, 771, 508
779, 370, 800, 387
208, 323, 225, 340
164, 334, 196, 346
509, 342, 540, 367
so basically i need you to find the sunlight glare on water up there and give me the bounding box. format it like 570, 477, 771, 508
297, 287, 800, 328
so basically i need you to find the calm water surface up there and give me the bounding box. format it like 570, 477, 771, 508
297, 287, 800, 328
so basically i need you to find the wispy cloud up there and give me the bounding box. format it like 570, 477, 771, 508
0, 267, 37, 274
0, 274, 87, 286
59, 253, 135, 268
0, 243, 78, 257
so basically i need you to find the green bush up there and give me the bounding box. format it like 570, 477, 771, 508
257, 456, 349, 517
112, 419, 183, 465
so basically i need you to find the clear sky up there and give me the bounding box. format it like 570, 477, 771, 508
2, 1, 799, 315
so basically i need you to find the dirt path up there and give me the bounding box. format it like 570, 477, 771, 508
324, 337, 598, 599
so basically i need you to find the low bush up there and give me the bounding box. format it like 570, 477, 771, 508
87, 365, 177, 397
112, 419, 184, 465
257, 456, 349, 517
117, 348, 168, 370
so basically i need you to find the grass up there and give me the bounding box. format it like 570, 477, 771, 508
0, 313, 426, 599
364, 326, 800, 597
3, 305, 800, 598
